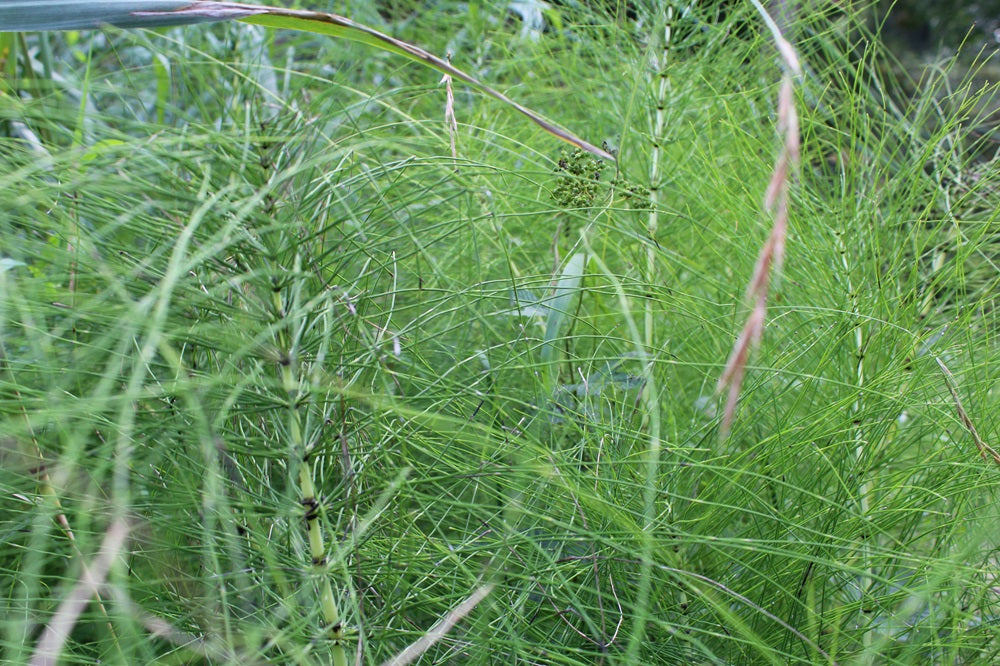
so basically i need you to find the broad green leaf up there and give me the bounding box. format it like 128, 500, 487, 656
0, 258, 27, 273
151, 50, 169, 124
0, 0, 614, 160
0, 1, 237, 30
541, 252, 586, 365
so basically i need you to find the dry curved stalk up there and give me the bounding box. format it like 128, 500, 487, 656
31, 520, 130, 666
717, 2, 802, 436
381, 584, 495, 666
937, 357, 1000, 465
0, 0, 613, 161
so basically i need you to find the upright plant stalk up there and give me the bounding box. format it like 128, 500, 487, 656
839, 230, 874, 662
645, 6, 672, 352
622, 10, 686, 661
583, 249, 665, 662
273, 269, 349, 666
597, 8, 676, 633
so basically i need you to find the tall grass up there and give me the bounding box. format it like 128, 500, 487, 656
2, 2, 998, 664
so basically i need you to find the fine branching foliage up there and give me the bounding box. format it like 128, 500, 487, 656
1, 2, 998, 665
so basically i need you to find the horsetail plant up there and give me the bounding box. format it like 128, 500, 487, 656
644, 6, 672, 354
611, 8, 677, 659
5, 3, 1000, 663
271, 256, 349, 666
2, 3, 615, 663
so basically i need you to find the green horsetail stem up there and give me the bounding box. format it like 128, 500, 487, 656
273, 282, 349, 666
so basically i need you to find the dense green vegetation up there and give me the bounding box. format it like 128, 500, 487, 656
1, 1, 998, 663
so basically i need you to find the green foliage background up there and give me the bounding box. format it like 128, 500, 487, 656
1, 1, 998, 664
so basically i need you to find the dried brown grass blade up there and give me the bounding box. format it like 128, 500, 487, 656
716, 3, 802, 437
381, 583, 494, 666
31, 519, 130, 666
937, 357, 1000, 465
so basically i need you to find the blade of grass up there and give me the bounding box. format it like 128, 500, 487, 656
0, 0, 238, 29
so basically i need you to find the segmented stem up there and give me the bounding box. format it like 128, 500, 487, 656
275, 283, 348, 666
645, 6, 671, 350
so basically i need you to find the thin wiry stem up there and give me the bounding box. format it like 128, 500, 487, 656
839, 225, 873, 662
657, 565, 835, 664
645, 6, 671, 351
5, 385, 120, 651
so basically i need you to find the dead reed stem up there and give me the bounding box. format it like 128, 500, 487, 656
717, 4, 801, 436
